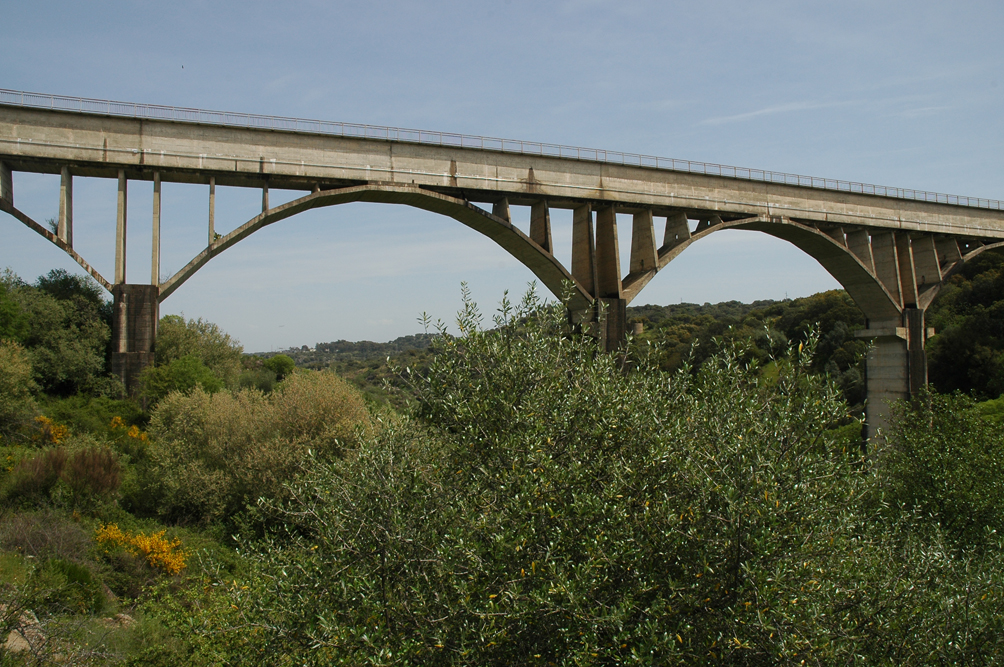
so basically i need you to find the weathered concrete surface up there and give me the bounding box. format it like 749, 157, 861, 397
111, 284, 158, 395
2, 106, 1004, 238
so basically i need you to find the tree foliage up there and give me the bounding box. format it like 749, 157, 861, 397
226, 288, 1004, 665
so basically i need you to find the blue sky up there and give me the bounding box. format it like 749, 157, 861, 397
2, 0, 1002, 351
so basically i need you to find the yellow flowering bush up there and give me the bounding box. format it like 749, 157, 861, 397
109, 416, 148, 442
33, 415, 68, 445
95, 523, 187, 575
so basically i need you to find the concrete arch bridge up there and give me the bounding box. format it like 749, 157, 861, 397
2, 90, 1004, 437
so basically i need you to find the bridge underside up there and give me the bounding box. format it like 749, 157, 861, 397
4, 104, 1004, 439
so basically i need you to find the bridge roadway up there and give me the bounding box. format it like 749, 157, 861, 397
2, 91, 1003, 438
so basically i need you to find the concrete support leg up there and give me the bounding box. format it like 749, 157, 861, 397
571, 205, 596, 295
115, 171, 127, 284
864, 331, 909, 440
597, 297, 627, 352
862, 309, 929, 441
58, 167, 73, 246
0, 161, 12, 204
111, 284, 159, 395
530, 200, 552, 253
594, 206, 622, 299
208, 176, 216, 245
152, 173, 161, 286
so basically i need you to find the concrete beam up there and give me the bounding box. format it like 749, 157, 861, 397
58, 166, 72, 247
571, 204, 596, 296
115, 171, 127, 285
595, 206, 622, 299
630, 209, 658, 275
530, 200, 552, 254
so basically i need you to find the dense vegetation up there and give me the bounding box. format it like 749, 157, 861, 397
2, 260, 1004, 664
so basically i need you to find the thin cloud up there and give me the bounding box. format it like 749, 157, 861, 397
700, 100, 859, 126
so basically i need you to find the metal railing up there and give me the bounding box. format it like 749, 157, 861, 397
1, 88, 1000, 211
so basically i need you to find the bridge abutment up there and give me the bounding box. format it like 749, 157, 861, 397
111, 284, 159, 396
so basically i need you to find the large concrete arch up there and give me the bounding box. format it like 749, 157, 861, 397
159, 183, 593, 311
624, 215, 902, 321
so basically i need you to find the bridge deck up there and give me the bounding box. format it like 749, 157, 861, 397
1, 98, 1003, 241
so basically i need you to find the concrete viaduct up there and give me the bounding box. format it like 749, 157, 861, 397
2, 90, 1004, 438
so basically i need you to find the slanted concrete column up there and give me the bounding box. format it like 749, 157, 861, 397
111, 284, 159, 395
0, 161, 12, 204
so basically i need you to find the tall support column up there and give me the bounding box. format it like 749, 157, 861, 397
860, 309, 931, 441
151, 173, 161, 286
111, 284, 160, 395
594, 206, 622, 299
571, 205, 596, 296
861, 323, 909, 441
530, 200, 552, 253
595, 206, 626, 351
58, 167, 73, 246
261, 181, 269, 212
0, 161, 12, 204
208, 176, 216, 245
115, 171, 127, 284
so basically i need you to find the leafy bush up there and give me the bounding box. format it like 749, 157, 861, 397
879, 391, 1004, 549
0, 339, 37, 438
41, 557, 105, 614
144, 371, 370, 524
140, 354, 224, 404
227, 288, 1004, 665
263, 354, 295, 381
154, 315, 244, 387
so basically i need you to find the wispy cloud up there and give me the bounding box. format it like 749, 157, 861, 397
700, 100, 859, 126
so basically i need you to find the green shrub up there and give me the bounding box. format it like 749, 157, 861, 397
880, 391, 1004, 549
226, 288, 1004, 665
144, 371, 370, 524
0, 339, 37, 439
41, 557, 105, 614
154, 315, 243, 387
262, 354, 295, 381
140, 354, 224, 404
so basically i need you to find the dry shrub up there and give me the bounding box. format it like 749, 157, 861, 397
63, 446, 121, 500
3, 448, 67, 503
147, 371, 371, 524
0, 509, 90, 560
